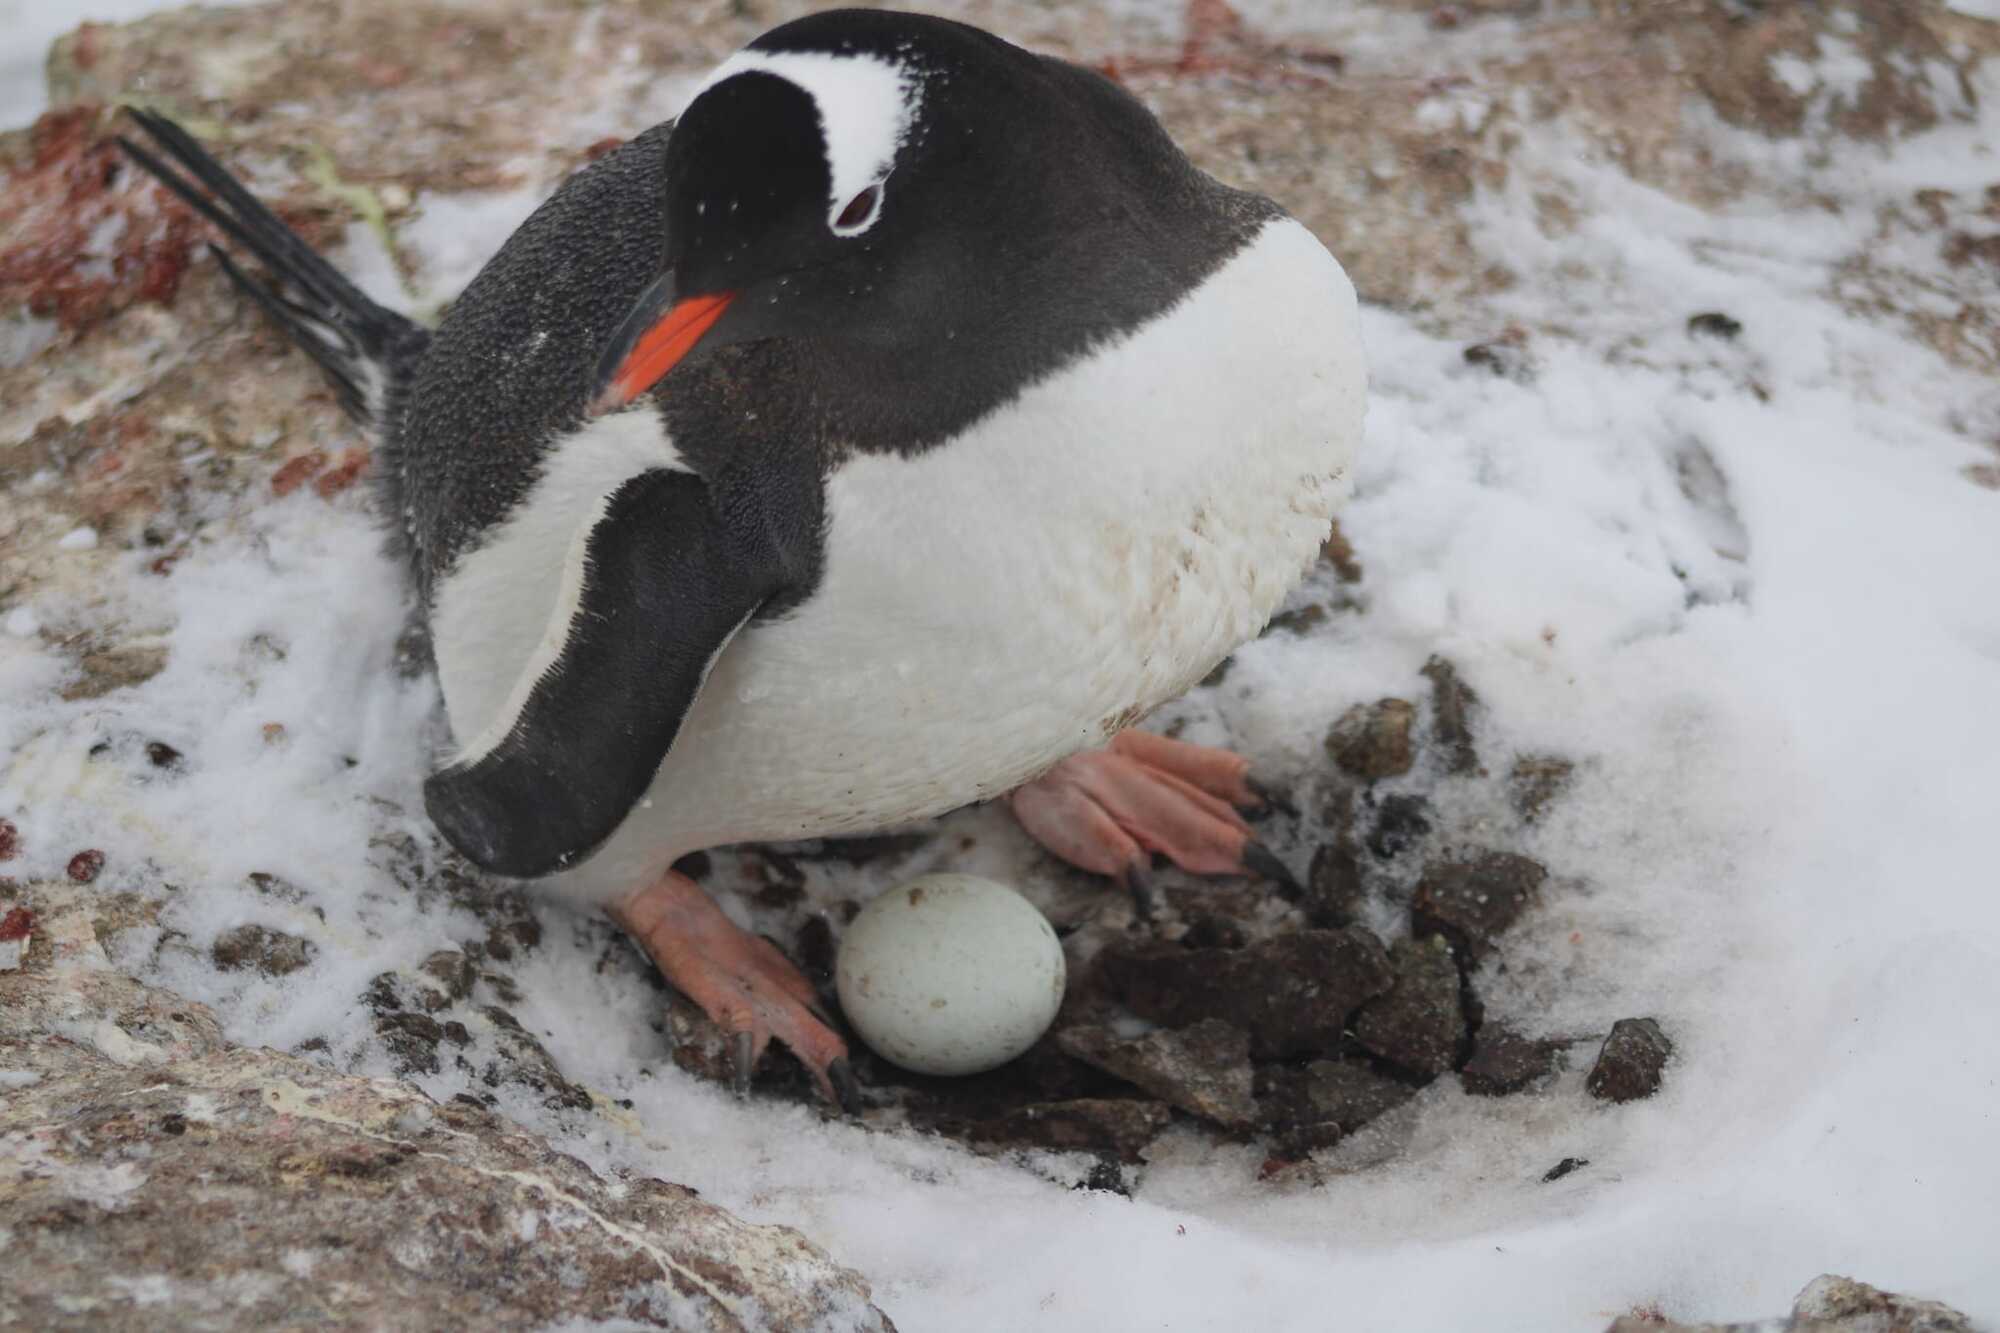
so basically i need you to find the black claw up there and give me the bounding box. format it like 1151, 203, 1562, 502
1125, 865, 1162, 922
827, 1057, 863, 1117
731, 1030, 754, 1099
1242, 841, 1301, 898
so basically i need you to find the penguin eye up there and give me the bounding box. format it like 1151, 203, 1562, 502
832, 182, 884, 235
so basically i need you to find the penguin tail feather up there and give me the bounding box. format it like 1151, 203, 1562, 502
116, 108, 428, 438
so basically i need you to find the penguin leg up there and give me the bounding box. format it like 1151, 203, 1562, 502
609, 871, 858, 1111
1008, 732, 1297, 898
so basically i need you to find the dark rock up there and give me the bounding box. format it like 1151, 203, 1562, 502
246, 870, 306, 902
210, 924, 315, 977
1460, 1029, 1565, 1095
1098, 928, 1394, 1059
1420, 656, 1480, 774
1542, 1156, 1589, 1183
1587, 1017, 1672, 1103
1353, 936, 1465, 1077
1326, 699, 1416, 780
1304, 839, 1364, 926
1263, 1058, 1418, 1146
1411, 851, 1547, 959
1510, 755, 1573, 823
1687, 310, 1743, 340
376, 1011, 444, 1076
1074, 1158, 1129, 1196
440, 1020, 471, 1046
1057, 1019, 1257, 1128
1365, 793, 1432, 860
0, 817, 17, 860
144, 740, 184, 770
65, 849, 105, 883
964, 1098, 1172, 1162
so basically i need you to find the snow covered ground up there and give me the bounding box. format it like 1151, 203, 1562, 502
4, 3, 1999, 1329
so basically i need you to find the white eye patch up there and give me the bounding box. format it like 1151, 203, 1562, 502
690, 49, 920, 237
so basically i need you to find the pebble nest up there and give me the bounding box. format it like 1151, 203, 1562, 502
610, 651, 1675, 1187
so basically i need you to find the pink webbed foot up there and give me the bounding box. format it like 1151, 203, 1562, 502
609, 870, 859, 1112
1008, 730, 1297, 904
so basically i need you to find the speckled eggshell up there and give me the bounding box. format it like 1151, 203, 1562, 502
835, 873, 1067, 1077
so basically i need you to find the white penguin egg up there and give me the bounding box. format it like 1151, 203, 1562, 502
836, 873, 1066, 1077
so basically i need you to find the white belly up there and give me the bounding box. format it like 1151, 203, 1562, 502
434, 217, 1366, 902
573, 218, 1363, 899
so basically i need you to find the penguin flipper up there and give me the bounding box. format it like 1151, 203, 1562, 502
424, 467, 781, 878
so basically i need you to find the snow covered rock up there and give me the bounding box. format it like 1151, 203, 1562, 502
0, 886, 893, 1331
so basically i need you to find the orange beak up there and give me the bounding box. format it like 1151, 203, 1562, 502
590, 287, 736, 415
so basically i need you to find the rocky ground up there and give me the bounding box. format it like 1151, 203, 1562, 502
4, 0, 1997, 1328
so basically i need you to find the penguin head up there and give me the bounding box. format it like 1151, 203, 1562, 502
594, 9, 1181, 412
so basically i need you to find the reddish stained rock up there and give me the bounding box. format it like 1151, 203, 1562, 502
313, 446, 371, 498
66, 849, 105, 883
271, 450, 330, 496
0, 817, 17, 861
0, 105, 202, 329
0, 906, 33, 941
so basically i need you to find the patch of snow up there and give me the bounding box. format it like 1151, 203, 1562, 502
57, 526, 99, 552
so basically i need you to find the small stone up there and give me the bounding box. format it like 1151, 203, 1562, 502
144, 740, 184, 769
1326, 699, 1416, 780
1365, 793, 1432, 860
418, 950, 476, 1004
66, 849, 106, 883
1541, 1156, 1589, 1183
1057, 1019, 1257, 1128
1320, 517, 1363, 583
0, 817, 17, 860
1264, 603, 1328, 635
483, 916, 541, 962
60, 645, 169, 701
1304, 839, 1364, 926
964, 1098, 1172, 1163
480, 1006, 592, 1110
1263, 1059, 1417, 1140
1099, 928, 1394, 1060
1412, 851, 1546, 960
1510, 755, 1573, 823
1460, 1029, 1565, 1095
1463, 338, 1532, 380
1353, 936, 1464, 1078
1686, 311, 1743, 340
211, 925, 315, 977
1586, 1017, 1672, 1103
1420, 656, 1479, 774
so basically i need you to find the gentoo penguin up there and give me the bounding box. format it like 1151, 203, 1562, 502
120, 8, 1366, 1107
